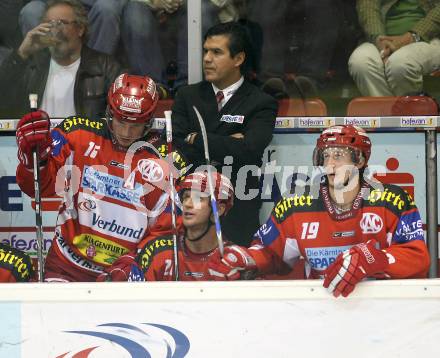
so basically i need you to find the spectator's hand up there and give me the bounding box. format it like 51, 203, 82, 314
376, 36, 393, 62
16, 110, 52, 169
381, 33, 414, 52
96, 254, 143, 282
17, 22, 58, 60
323, 239, 389, 298
230, 133, 244, 139
151, 0, 183, 14
207, 245, 257, 280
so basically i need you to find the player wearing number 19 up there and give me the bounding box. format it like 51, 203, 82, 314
208, 125, 430, 297
15, 74, 179, 282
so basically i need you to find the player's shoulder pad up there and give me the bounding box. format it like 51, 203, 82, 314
137, 234, 174, 272
58, 115, 107, 135
272, 186, 321, 223
364, 183, 416, 214
0, 243, 34, 282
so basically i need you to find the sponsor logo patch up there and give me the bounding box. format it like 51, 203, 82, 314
220, 114, 244, 124
305, 245, 352, 271
332, 231, 355, 239
77, 193, 148, 243
120, 95, 144, 113
273, 195, 313, 222
394, 213, 424, 243
254, 218, 280, 246
81, 166, 144, 206
51, 130, 67, 156
73, 233, 128, 265
139, 236, 174, 272
62, 116, 104, 132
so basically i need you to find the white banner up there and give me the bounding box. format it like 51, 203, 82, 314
0, 280, 439, 358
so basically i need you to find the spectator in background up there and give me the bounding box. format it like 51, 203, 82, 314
19, 0, 127, 56
248, 0, 359, 97
0, 0, 121, 118
0, 1, 24, 65
349, 0, 440, 97
171, 22, 277, 246
121, 0, 247, 97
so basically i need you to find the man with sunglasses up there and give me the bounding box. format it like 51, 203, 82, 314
0, 0, 121, 118
208, 125, 430, 296
15, 73, 182, 281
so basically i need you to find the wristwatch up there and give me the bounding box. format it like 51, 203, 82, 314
409, 31, 421, 43
185, 132, 195, 144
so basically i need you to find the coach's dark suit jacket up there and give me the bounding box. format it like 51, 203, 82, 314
172, 79, 278, 245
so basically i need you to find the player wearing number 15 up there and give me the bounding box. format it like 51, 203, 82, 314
208, 125, 430, 297
15, 74, 178, 282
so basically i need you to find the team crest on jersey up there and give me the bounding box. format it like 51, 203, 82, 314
137, 159, 164, 182
86, 244, 96, 258
360, 213, 383, 234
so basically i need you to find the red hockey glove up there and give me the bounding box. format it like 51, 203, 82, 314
16, 110, 52, 169
96, 254, 143, 282
323, 239, 389, 297
208, 245, 257, 280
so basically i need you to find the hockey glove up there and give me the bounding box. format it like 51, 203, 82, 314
323, 239, 389, 297
96, 253, 143, 282
208, 245, 257, 280
16, 110, 52, 169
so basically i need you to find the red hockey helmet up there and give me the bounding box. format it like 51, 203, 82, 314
107, 73, 159, 123
313, 125, 371, 166
179, 171, 234, 214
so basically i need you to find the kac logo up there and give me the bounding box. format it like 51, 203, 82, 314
56, 322, 190, 357
360, 213, 383, 234
137, 159, 164, 182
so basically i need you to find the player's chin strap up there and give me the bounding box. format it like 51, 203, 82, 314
185, 222, 212, 242
105, 107, 153, 150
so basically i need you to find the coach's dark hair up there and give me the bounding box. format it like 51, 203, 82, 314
204, 22, 252, 73
45, 0, 89, 42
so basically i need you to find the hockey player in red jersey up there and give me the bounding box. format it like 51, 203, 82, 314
16, 73, 180, 282
96, 171, 253, 281
208, 125, 430, 296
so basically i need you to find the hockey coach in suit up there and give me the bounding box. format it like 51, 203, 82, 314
171, 21, 278, 246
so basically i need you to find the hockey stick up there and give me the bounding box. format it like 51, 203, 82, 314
29, 93, 45, 282
164, 110, 179, 280
192, 106, 225, 257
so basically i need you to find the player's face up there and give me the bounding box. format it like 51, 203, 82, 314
111, 117, 146, 148
203, 35, 244, 89
323, 147, 359, 189
43, 4, 84, 61
181, 190, 212, 229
